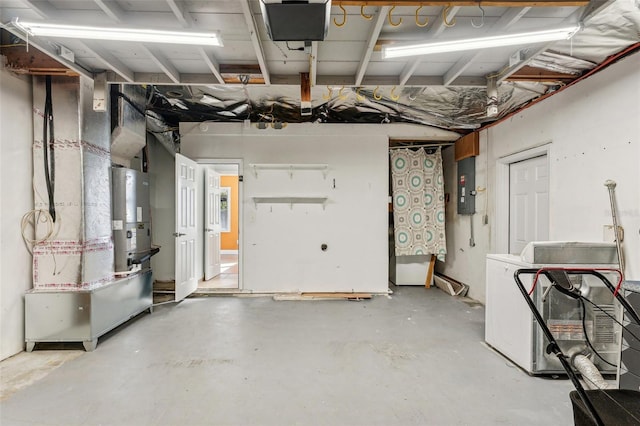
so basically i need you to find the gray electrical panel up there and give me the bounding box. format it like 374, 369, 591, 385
457, 156, 476, 215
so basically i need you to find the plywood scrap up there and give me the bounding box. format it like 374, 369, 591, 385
433, 274, 469, 297
273, 292, 372, 301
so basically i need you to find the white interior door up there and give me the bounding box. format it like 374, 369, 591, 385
509, 155, 549, 254
175, 153, 198, 301
204, 168, 221, 280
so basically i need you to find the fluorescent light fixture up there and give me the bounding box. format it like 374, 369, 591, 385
12, 19, 222, 46
382, 25, 580, 59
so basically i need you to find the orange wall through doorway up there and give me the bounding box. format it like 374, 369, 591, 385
221, 175, 239, 251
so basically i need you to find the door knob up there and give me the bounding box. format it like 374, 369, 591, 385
173, 232, 186, 237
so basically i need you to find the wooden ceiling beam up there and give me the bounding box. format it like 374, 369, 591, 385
398, 4, 461, 86
496, 6, 584, 82
505, 65, 577, 82
140, 45, 181, 84
0, 45, 78, 76
164, 0, 225, 85
240, 0, 271, 85
309, 42, 318, 87
19, 0, 57, 19
442, 6, 530, 86
82, 41, 135, 82
93, 0, 125, 23
355, 6, 390, 86
334, 1, 588, 6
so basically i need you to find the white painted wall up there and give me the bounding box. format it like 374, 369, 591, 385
0, 66, 33, 360
179, 123, 392, 293
439, 51, 640, 303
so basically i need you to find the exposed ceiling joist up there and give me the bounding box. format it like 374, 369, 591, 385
442, 7, 531, 86
505, 65, 577, 82
219, 64, 263, 84
497, 6, 584, 82
399, 5, 461, 85
19, 0, 56, 19
399, 59, 420, 87
2, 27, 92, 79
198, 48, 225, 85
309, 42, 318, 86
141, 45, 181, 84
93, 0, 125, 23
82, 41, 134, 83
580, 0, 617, 23
355, 6, 390, 86
104, 72, 487, 87
0, 40, 78, 77
164, 0, 224, 85
165, 0, 194, 27
240, 0, 270, 85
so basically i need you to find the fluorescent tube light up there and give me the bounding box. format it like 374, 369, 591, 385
382, 25, 580, 59
12, 19, 222, 46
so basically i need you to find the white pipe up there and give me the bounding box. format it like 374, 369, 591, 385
604, 180, 625, 278
572, 354, 613, 390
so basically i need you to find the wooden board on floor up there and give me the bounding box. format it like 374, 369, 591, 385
274, 292, 372, 301
303, 292, 372, 299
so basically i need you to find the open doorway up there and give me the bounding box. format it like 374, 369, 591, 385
198, 162, 241, 291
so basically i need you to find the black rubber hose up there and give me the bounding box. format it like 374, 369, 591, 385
43, 76, 56, 222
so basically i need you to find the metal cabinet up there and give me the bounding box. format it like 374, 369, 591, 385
620, 290, 640, 391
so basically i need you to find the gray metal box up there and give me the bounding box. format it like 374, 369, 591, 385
25, 270, 153, 351
112, 167, 151, 272
457, 156, 476, 215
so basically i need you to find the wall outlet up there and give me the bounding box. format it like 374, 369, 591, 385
603, 225, 624, 242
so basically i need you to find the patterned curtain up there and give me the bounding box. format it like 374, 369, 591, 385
390, 148, 446, 260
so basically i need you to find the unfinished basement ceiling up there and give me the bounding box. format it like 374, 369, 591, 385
1, 1, 639, 131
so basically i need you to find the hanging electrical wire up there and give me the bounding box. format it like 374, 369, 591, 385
20, 209, 55, 254
43, 75, 56, 222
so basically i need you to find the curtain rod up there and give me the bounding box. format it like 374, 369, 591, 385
388, 142, 453, 150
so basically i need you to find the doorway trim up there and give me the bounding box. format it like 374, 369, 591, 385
198, 158, 243, 290
495, 143, 551, 254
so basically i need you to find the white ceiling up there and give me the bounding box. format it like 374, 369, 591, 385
1, 1, 639, 130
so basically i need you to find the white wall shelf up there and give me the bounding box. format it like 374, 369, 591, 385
252, 196, 328, 210
249, 163, 328, 179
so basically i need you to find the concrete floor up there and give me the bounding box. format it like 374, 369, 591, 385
0, 286, 576, 426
